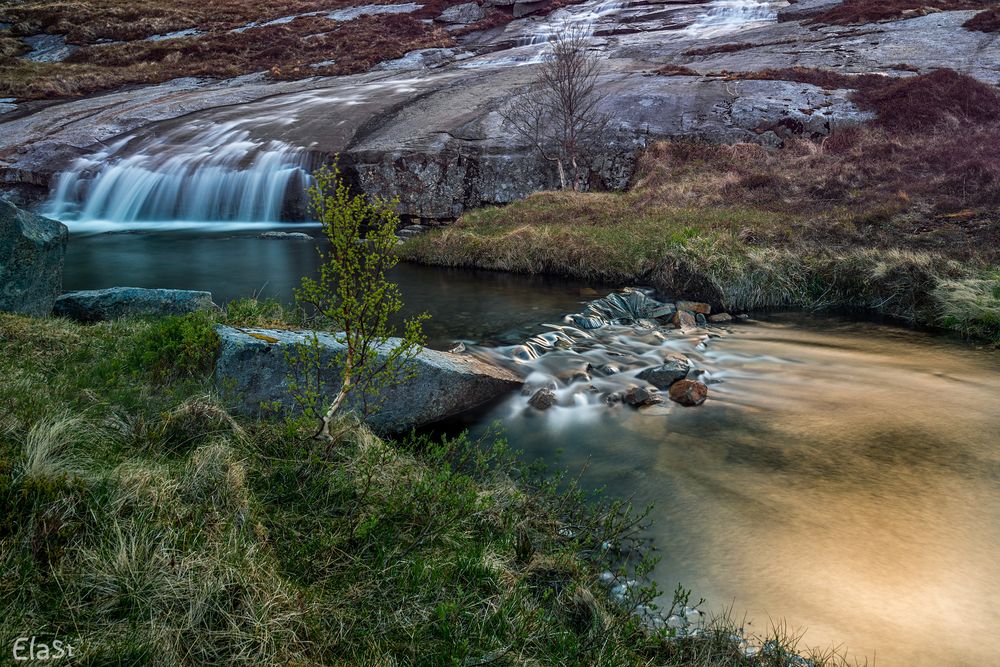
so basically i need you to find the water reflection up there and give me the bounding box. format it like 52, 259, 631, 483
63, 230, 601, 348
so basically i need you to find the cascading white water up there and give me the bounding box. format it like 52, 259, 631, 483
522, 0, 625, 45
474, 288, 721, 427
685, 0, 781, 38
46, 120, 311, 231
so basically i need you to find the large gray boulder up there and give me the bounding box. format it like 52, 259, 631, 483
213, 326, 523, 432
54, 287, 218, 322
0, 200, 68, 317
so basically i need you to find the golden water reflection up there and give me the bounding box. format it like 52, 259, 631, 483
491, 315, 1000, 666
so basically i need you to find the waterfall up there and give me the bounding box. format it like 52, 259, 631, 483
685, 0, 781, 37
46, 120, 311, 231
522, 0, 625, 46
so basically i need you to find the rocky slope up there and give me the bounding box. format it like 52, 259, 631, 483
0, 0, 997, 221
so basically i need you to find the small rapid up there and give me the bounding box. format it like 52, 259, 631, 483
475, 288, 721, 427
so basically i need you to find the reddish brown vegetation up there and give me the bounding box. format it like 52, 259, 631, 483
633, 70, 1000, 257
964, 7, 1000, 31
0, 0, 590, 100
727, 66, 1000, 132
714, 66, 887, 90
683, 42, 752, 57
0, 13, 454, 99
0, 0, 433, 43
856, 68, 1000, 131
655, 64, 700, 76
810, 0, 992, 26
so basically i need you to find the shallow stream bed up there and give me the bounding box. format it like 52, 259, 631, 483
66, 230, 1000, 666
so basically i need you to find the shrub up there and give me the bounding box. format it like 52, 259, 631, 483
854, 68, 1000, 132
129, 312, 220, 382
965, 8, 1000, 32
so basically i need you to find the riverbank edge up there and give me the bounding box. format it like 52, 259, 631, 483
0, 307, 852, 665
398, 202, 1000, 347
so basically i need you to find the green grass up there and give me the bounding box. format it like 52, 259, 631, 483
0, 303, 853, 665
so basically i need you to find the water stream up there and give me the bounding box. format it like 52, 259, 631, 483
62, 231, 1000, 667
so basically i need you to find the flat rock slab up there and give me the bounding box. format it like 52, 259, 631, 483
54, 287, 218, 322
0, 200, 68, 316
214, 326, 523, 432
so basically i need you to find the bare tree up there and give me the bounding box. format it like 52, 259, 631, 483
500, 30, 610, 191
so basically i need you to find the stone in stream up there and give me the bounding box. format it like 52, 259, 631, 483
54, 287, 219, 322
668, 379, 709, 407
623, 386, 662, 408
528, 387, 557, 410
594, 363, 622, 376
649, 303, 677, 320
672, 310, 697, 329
676, 300, 711, 315
258, 231, 313, 240
708, 313, 734, 324
213, 326, 522, 432
637, 357, 691, 389
0, 200, 68, 317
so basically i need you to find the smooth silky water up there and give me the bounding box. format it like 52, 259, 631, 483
64, 230, 1000, 667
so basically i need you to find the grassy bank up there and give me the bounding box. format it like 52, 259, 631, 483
0, 306, 848, 665
400, 70, 1000, 344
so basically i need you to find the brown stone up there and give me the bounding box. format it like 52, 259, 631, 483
668, 379, 708, 407
708, 313, 733, 323
675, 300, 711, 315
672, 310, 697, 328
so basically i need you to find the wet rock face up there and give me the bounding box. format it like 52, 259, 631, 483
0, 200, 68, 317
21, 34, 79, 63
213, 326, 523, 432
53, 287, 219, 322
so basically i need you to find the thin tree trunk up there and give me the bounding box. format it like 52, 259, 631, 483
556, 159, 568, 190
316, 357, 352, 441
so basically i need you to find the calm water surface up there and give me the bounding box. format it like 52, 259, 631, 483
66, 230, 1000, 666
